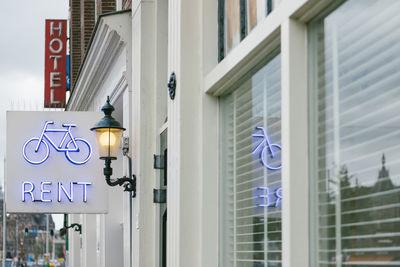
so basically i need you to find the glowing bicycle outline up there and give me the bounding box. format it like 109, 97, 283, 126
22, 121, 92, 165
252, 126, 282, 170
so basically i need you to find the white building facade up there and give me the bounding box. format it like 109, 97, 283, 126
67, 0, 400, 266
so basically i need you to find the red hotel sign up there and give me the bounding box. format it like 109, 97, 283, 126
44, 20, 67, 108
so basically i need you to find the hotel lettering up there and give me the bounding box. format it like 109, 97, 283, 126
44, 20, 67, 108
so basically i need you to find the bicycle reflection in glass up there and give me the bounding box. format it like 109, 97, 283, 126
23, 121, 92, 165
252, 126, 282, 170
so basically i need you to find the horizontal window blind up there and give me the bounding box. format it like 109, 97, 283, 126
220, 53, 281, 267
311, 1, 400, 266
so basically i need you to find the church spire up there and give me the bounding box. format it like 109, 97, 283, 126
378, 153, 388, 179
375, 153, 394, 192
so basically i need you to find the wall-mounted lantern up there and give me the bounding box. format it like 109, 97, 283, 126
91, 96, 136, 196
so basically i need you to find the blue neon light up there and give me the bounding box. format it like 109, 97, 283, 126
252, 127, 282, 170
257, 186, 282, 207
22, 121, 92, 165
40, 182, 52, 202
22, 181, 92, 203
77, 182, 91, 202
275, 187, 282, 207
22, 182, 35, 202
257, 186, 272, 207
58, 182, 73, 202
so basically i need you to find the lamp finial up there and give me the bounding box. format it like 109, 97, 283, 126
101, 96, 114, 116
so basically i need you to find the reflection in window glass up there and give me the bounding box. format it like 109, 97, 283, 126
248, 0, 265, 31
310, 1, 400, 266
220, 53, 281, 267
225, 0, 241, 53
247, 0, 278, 32
220, 0, 280, 60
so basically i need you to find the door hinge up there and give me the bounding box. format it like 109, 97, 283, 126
154, 154, 165, 169
153, 189, 167, 203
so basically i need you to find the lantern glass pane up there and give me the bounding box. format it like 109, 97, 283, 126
94, 128, 123, 158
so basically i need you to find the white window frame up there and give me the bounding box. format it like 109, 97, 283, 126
202, 1, 339, 267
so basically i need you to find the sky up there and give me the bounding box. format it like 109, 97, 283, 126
0, 0, 69, 230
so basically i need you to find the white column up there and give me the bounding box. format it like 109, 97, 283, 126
46, 214, 49, 256
104, 167, 124, 267
131, 1, 157, 267
167, 0, 202, 266
200, 94, 219, 267
200, 0, 219, 266
81, 214, 96, 267
281, 18, 309, 267
2, 199, 5, 267
68, 214, 81, 267
96, 214, 104, 267
2, 160, 5, 267
123, 90, 132, 267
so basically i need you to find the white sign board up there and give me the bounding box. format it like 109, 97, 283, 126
6, 111, 109, 214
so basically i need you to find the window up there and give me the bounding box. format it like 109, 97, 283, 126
309, 1, 400, 266
220, 52, 281, 266
218, 0, 280, 61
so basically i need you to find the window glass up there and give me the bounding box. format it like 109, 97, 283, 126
225, 0, 241, 53
247, 0, 278, 32
310, 1, 400, 266
247, 0, 265, 31
220, 53, 281, 266
219, 0, 280, 61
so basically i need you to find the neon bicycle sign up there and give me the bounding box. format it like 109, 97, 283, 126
22, 181, 92, 203
22, 121, 92, 165
257, 186, 282, 207
252, 126, 282, 170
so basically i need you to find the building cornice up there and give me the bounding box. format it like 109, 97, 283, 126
67, 10, 131, 111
